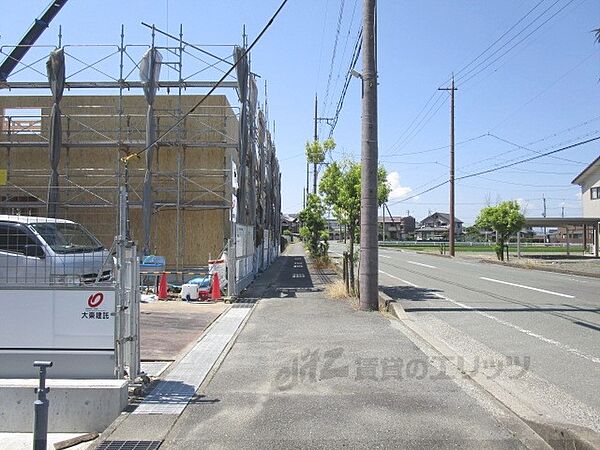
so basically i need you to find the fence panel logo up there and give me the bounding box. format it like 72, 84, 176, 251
87, 292, 104, 308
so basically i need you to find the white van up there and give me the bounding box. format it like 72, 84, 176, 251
0, 215, 112, 285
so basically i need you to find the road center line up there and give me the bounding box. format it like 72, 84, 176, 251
431, 292, 600, 365
379, 270, 419, 287
407, 260, 437, 269
480, 277, 574, 299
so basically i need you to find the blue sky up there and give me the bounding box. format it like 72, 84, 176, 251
2, 0, 600, 224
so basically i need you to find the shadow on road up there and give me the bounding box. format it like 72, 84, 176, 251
380, 285, 442, 302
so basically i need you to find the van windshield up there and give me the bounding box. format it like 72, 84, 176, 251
30, 222, 104, 254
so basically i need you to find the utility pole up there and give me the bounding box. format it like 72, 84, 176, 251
382, 204, 385, 242
542, 195, 547, 242
313, 93, 318, 194
439, 75, 457, 257
359, 0, 378, 311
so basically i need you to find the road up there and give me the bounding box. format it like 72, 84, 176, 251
330, 242, 600, 433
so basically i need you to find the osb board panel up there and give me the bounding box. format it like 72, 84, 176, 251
127, 207, 226, 268
62, 209, 118, 248
1, 95, 235, 145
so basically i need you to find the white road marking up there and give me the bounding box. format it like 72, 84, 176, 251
480, 277, 574, 299
407, 260, 437, 269
431, 292, 600, 365
379, 270, 598, 364
380, 255, 392, 259
379, 270, 418, 287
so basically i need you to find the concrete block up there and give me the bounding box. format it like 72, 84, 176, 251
0, 379, 128, 433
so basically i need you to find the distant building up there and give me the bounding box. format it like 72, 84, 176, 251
572, 155, 600, 217
415, 212, 463, 241
326, 218, 342, 240
378, 215, 416, 240
281, 214, 299, 234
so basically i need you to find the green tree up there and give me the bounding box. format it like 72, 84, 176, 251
475, 200, 525, 261
306, 138, 336, 194
299, 193, 329, 258
319, 160, 390, 293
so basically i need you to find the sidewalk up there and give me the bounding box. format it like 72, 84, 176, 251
148, 243, 542, 449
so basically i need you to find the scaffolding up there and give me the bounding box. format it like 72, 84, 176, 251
0, 24, 282, 283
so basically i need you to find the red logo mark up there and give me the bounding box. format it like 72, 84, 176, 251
87, 292, 104, 308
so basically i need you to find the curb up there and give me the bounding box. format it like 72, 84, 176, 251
385, 299, 600, 450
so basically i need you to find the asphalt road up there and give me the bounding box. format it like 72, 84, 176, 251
330, 242, 600, 433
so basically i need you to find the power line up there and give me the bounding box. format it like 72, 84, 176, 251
490, 48, 599, 132
457, 135, 600, 181
321, 0, 347, 124
456, 0, 578, 87
388, 134, 600, 206
383, 134, 488, 159
385, 93, 448, 155
124, 0, 290, 162
382, 90, 439, 155
328, 0, 360, 116
314, 0, 332, 92
327, 27, 362, 137
452, 0, 547, 81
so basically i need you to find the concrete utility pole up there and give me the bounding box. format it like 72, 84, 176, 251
439, 75, 457, 257
313, 93, 318, 194
359, 0, 379, 311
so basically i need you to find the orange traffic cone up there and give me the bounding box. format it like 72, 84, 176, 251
158, 272, 169, 300
211, 272, 221, 301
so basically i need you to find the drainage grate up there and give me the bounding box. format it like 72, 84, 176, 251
97, 441, 161, 450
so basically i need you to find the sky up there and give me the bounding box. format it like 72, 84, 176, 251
2, 0, 600, 225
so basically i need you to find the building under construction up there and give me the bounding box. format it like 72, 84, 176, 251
0, 25, 281, 291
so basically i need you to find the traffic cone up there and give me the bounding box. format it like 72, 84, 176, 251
211, 272, 221, 301
158, 272, 169, 300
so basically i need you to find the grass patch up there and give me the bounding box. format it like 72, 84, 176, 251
325, 280, 349, 300
313, 255, 331, 269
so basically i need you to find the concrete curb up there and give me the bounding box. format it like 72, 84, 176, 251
385, 299, 600, 450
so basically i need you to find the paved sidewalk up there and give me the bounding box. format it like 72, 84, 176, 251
156, 243, 540, 449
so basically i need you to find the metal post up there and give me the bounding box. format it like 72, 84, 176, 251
566, 226, 570, 256
517, 231, 521, 258
33, 361, 53, 450
359, 0, 379, 311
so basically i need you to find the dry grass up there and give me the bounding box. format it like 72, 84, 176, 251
325, 280, 349, 300
313, 257, 332, 270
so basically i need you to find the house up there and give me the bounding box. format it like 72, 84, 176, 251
281, 214, 300, 235
415, 212, 463, 241
572, 155, 600, 217
378, 215, 416, 240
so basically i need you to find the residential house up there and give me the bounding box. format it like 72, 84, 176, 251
572, 155, 600, 217
281, 214, 300, 235
378, 215, 416, 240
415, 212, 463, 241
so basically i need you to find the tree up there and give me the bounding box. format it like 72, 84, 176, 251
320, 160, 390, 293
306, 138, 336, 194
475, 200, 525, 261
299, 193, 328, 258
